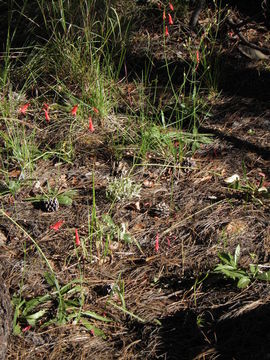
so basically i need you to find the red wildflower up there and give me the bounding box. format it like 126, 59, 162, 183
167, 237, 171, 247
168, 13, 173, 25
89, 116, 94, 132
163, 10, 166, 20
169, 2, 174, 11
196, 50, 200, 63
155, 233, 159, 252
90, 329, 95, 336
93, 107, 99, 114
44, 109, 50, 122
75, 229, 80, 246
19, 103, 30, 115
71, 104, 78, 116
42, 103, 50, 122
22, 325, 31, 333
165, 25, 169, 37
195, 50, 200, 71
50, 220, 64, 231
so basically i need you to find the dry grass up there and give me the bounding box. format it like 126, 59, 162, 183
1, 1, 270, 359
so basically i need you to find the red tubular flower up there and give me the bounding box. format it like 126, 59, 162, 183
22, 325, 31, 332
165, 26, 169, 37
196, 50, 200, 63
44, 109, 50, 122
89, 116, 94, 132
19, 103, 30, 115
93, 107, 99, 114
169, 2, 174, 11
163, 10, 166, 20
71, 104, 78, 116
75, 229, 80, 246
155, 233, 159, 252
167, 237, 171, 247
42, 103, 50, 122
168, 13, 173, 25
195, 50, 200, 71
50, 220, 64, 231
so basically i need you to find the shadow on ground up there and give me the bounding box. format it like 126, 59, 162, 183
158, 302, 270, 360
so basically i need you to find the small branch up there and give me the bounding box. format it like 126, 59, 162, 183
227, 16, 270, 55
190, 0, 205, 29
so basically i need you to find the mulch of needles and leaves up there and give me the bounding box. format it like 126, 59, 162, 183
0, 1, 270, 359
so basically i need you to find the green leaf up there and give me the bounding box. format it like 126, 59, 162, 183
256, 270, 270, 281
215, 264, 235, 271
59, 282, 82, 295
63, 299, 81, 308
22, 294, 51, 316
9, 180, 20, 192
232, 269, 249, 278
249, 264, 258, 276
57, 194, 73, 206
44, 271, 57, 287
214, 264, 247, 280
108, 300, 146, 323
13, 323, 21, 336
13, 303, 23, 335
23, 195, 43, 202
41, 317, 58, 328
218, 252, 235, 266
57, 190, 77, 205
234, 244, 241, 265
12, 296, 21, 307
160, 110, 166, 128
153, 318, 162, 326
26, 309, 47, 326
80, 318, 106, 339
214, 264, 235, 274
123, 233, 132, 243
81, 311, 112, 322
237, 277, 251, 289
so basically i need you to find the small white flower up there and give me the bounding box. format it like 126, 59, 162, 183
224, 174, 240, 184
258, 186, 268, 193
34, 180, 41, 189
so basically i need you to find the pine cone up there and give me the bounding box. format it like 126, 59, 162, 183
181, 157, 196, 173
43, 198, 59, 212
111, 159, 129, 177
149, 201, 170, 217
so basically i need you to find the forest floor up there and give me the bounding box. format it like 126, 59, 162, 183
1, 1, 270, 359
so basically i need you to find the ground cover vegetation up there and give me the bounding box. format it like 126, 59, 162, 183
0, 0, 270, 359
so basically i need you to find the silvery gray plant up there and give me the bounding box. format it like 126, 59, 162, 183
106, 177, 141, 202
